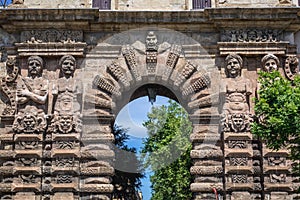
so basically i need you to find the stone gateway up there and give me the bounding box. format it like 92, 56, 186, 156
0, 1, 299, 199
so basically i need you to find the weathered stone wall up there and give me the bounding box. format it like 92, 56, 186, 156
16, 0, 298, 9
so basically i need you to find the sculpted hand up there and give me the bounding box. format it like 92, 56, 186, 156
18, 89, 32, 97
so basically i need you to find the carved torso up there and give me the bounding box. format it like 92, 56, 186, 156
54, 77, 82, 114
16, 76, 48, 111
223, 77, 252, 114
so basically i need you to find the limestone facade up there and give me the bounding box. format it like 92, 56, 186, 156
9, 0, 299, 9
0, 4, 299, 200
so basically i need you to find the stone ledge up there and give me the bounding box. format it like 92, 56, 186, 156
80, 166, 114, 176
224, 148, 253, 157
223, 132, 252, 140
218, 42, 291, 55
16, 42, 87, 57
14, 149, 42, 157
190, 166, 223, 175
51, 149, 80, 158
52, 133, 80, 141
80, 149, 115, 159
264, 183, 293, 191
51, 183, 79, 192
13, 166, 41, 174
12, 183, 41, 192
226, 183, 253, 191
263, 166, 291, 173
0, 134, 14, 141
52, 167, 80, 174
80, 183, 114, 193
14, 134, 42, 141
190, 182, 223, 192
225, 166, 253, 174
190, 149, 223, 159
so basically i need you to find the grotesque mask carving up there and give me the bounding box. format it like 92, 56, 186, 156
146, 31, 158, 51
13, 106, 46, 134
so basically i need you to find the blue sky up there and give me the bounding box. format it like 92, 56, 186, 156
1, 0, 12, 6
115, 96, 170, 200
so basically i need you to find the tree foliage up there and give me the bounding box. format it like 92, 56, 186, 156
141, 100, 192, 200
252, 71, 300, 174
112, 125, 144, 200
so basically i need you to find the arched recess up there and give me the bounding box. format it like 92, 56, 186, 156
81, 28, 223, 199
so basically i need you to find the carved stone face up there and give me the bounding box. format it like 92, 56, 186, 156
58, 115, 73, 133
248, 30, 257, 42
28, 59, 42, 78
23, 115, 36, 132
61, 58, 75, 77
232, 115, 244, 130
146, 32, 158, 51
264, 58, 278, 72
226, 58, 241, 78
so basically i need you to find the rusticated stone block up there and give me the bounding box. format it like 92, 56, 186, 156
190, 182, 223, 192
80, 184, 114, 193
190, 149, 223, 159
231, 192, 251, 200
190, 166, 223, 175
53, 192, 74, 200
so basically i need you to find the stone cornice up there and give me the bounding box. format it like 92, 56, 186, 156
0, 8, 300, 32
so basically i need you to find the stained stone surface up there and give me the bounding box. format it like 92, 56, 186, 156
0, 6, 299, 200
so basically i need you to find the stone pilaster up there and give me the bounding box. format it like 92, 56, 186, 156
190, 117, 224, 200
80, 118, 114, 200
262, 144, 293, 199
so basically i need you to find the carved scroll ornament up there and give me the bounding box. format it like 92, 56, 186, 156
0, 56, 19, 115
284, 56, 299, 81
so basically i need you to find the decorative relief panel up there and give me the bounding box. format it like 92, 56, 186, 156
221, 29, 281, 43
13, 106, 46, 134
21, 30, 83, 43
221, 54, 253, 131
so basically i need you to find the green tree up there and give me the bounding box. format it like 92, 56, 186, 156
141, 100, 192, 200
112, 125, 144, 200
252, 71, 300, 174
